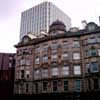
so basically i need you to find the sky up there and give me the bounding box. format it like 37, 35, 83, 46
0, 0, 100, 53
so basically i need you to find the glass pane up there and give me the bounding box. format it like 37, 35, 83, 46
51, 68, 58, 76
64, 80, 68, 91
75, 80, 80, 92
91, 62, 98, 72
74, 65, 81, 75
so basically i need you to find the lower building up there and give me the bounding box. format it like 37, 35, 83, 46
0, 53, 15, 97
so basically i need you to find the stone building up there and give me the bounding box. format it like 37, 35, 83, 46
14, 20, 100, 98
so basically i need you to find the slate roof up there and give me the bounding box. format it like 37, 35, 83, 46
15, 22, 100, 48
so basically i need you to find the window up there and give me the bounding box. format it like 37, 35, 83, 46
98, 49, 100, 56
25, 71, 30, 79
84, 39, 87, 45
51, 41, 58, 50
43, 81, 48, 91
35, 57, 40, 64
64, 80, 68, 91
20, 59, 25, 65
87, 38, 96, 44
62, 52, 68, 60
34, 70, 40, 79
94, 79, 99, 89
62, 41, 68, 49
43, 44, 48, 52
20, 59, 30, 66
26, 84, 28, 93
73, 53, 80, 60
86, 63, 90, 73
90, 47, 97, 56
21, 70, 24, 78
9, 62, 12, 68
42, 69, 48, 78
51, 67, 59, 76
53, 80, 58, 92
43, 55, 48, 62
74, 65, 81, 75
26, 59, 30, 65
22, 49, 29, 55
97, 35, 100, 42
35, 83, 38, 93
51, 54, 57, 61
90, 62, 98, 73
17, 50, 22, 55
51, 45, 58, 50
75, 80, 81, 92
73, 41, 80, 47
85, 50, 89, 57
35, 46, 40, 52
62, 66, 69, 76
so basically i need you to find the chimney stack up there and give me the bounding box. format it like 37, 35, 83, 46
82, 20, 87, 29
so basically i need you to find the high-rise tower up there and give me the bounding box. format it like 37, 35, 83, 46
20, 2, 71, 39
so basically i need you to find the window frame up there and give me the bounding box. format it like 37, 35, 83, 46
90, 62, 99, 73
74, 65, 81, 75
75, 79, 81, 92
73, 52, 80, 60
62, 65, 69, 76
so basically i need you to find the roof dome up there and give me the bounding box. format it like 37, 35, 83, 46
85, 22, 98, 31
49, 20, 66, 33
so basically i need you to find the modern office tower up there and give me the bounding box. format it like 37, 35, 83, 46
20, 2, 71, 39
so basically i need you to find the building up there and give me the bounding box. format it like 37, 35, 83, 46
0, 53, 15, 97
20, 2, 71, 39
14, 20, 100, 99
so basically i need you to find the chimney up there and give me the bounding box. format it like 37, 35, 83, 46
81, 20, 87, 29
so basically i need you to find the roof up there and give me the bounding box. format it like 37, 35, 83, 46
15, 22, 100, 48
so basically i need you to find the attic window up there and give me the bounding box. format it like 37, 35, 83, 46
22, 37, 29, 43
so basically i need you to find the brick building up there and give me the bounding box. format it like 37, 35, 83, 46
0, 53, 15, 97
14, 20, 100, 99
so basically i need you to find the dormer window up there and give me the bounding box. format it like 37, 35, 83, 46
22, 36, 30, 43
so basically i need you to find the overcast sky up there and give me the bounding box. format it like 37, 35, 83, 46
0, 0, 100, 53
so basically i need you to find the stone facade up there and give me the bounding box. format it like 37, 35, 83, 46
14, 21, 100, 95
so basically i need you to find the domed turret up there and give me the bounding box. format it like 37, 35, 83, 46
85, 22, 98, 31
49, 20, 66, 33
